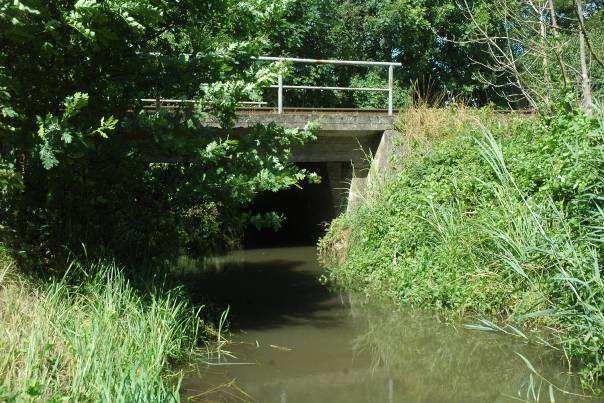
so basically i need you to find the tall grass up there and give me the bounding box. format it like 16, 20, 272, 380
0, 256, 201, 401
319, 102, 604, 388
473, 128, 603, 387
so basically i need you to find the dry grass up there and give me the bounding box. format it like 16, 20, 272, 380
397, 103, 526, 152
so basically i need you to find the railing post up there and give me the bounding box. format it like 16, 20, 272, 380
388, 65, 394, 116
278, 73, 283, 114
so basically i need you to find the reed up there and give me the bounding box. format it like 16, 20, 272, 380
0, 256, 202, 401
319, 103, 604, 388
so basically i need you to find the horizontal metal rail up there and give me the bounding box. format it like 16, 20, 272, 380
140, 98, 267, 106
256, 56, 402, 67
141, 103, 399, 115
269, 85, 389, 92
259, 56, 399, 115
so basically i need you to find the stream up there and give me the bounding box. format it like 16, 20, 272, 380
180, 246, 595, 402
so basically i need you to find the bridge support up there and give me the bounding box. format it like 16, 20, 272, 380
346, 129, 399, 213
325, 162, 356, 213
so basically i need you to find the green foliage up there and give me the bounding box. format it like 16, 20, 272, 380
265, 0, 604, 108
0, 258, 201, 401
319, 102, 604, 387
350, 70, 411, 110
0, 162, 22, 220
0, 0, 316, 265
264, 0, 516, 106
587, 10, 604, 100
36, 92, 118, 170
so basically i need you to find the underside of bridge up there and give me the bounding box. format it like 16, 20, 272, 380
244, 160, 361, 247
242, 111, 392, 246
244, 163, 332, 247
143, 108, 395, 246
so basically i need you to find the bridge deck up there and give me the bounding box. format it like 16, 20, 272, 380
232, 108, 395, 133
143, 101, 396, 133
140, 101, 395, 171
235, 107, 398, 115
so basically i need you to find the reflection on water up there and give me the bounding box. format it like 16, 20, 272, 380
179, 247, 596, 402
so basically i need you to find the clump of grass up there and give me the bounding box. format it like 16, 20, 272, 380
319, 101, 604, 388
0, 255, 202, 401
474, 127, 603, 387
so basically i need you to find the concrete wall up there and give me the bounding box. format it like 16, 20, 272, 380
311, 129, 400, 215
223, 111, 397, 214
346, 129, 399, 213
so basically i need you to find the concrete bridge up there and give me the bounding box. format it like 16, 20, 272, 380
231, 107, 397, 212
147, 56, 401, 213
146, 102, 398, 213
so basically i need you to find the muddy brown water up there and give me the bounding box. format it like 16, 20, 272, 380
179, 246, 598, 402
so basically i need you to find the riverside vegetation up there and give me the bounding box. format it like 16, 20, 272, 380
0, 247, 201, 401
2, 0, 604, 400
319, 101, 604, 389
316, 0, 604, 392
1, 1, 317, 400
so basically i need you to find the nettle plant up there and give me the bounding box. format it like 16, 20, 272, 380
0, 0, 315, 265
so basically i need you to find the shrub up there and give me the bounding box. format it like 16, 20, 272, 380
0, 1, 316, 267
350, 70, 410, 110
319, 101, 604, 387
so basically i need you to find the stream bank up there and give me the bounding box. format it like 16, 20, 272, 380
181, 246, 590, 402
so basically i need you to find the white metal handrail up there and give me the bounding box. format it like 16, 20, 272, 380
140, 98, 267, 106
257, 56, 401, 115
256, 56, 401, 67
269, 85, 389, 92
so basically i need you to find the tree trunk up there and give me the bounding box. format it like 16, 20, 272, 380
539, 13, 550, 103
575, 0, 593, 115
548, 0, 568, 85
547, 0, 558, 29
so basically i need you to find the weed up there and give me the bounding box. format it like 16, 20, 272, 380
319, 102, 604, 388
0, 256, 202, 401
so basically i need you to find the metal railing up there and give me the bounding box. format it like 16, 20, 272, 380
256, 56, 402, 115
140, 98, 267, 109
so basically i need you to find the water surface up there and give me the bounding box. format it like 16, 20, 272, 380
180, 247, 595, 402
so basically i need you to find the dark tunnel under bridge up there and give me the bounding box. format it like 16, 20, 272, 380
237, 109, 397, 247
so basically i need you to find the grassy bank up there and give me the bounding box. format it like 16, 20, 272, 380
319, 102, 603, 387
0, 248, 202, 401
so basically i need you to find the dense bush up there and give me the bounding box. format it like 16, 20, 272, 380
319, 100, 603, 386
0, 1, 316, 266
350, 70, 410, 110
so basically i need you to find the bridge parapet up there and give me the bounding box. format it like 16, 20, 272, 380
141, 100, 396, 135
256, 56, 401, 115
144, 55, 402, 115
231, 108, 395, 134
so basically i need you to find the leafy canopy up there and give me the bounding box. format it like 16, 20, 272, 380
0, 0, 316, 264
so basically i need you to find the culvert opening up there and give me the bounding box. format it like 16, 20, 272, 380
244, 162, 349, 247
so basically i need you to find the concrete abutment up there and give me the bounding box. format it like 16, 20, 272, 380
229, 111, 397, 215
